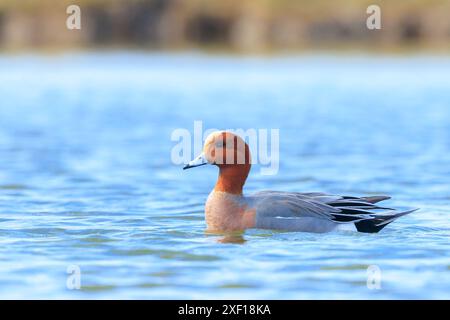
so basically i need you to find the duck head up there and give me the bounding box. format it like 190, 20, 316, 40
183, 131, 251, 195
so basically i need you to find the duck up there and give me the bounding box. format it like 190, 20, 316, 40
183, 131, 417, 233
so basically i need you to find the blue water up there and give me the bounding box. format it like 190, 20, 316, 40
0, 53, 449, 299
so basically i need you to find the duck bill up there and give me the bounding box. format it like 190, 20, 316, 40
183, 152, 208, 170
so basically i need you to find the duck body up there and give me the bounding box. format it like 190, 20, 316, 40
184, 131, 417, 234
206, 190, 416, 233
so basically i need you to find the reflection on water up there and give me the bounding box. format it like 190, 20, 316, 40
0, 53, 449, 299
206, 231, 247, 244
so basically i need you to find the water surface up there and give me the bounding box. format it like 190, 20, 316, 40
0, 53, 449, 299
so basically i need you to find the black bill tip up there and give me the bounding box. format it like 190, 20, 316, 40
183, 163, 207, 170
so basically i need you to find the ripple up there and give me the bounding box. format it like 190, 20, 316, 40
136, 283, 167, 288
320, 264, 369, 271
111, 248, 221, 261
217, 283, 258, 289
80, 236, 118, 243
81, 285, 117, 292
0, 184, 28, 190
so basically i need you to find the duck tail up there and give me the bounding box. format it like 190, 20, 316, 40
354, 208, 419, 233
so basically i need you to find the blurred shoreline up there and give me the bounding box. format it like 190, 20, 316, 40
0, 0, 449, 55
1, 47, 450, 58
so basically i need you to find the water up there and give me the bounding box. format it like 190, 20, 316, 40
0, 53, 449, 299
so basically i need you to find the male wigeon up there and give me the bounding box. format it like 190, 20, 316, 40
184, 131, 417, 233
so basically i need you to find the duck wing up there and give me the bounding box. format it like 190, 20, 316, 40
249, 191, 340, 219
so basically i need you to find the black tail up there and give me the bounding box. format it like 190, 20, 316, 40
354, 209, 418, 233
326, 195, 418, 234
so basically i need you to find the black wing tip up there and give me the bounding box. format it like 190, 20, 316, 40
355, 208, 419, 233
361, 195, 392, 204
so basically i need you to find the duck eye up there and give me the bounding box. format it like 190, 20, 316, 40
215, 141, 224, 148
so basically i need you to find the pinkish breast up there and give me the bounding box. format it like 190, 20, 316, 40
205, 191, 255, 232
